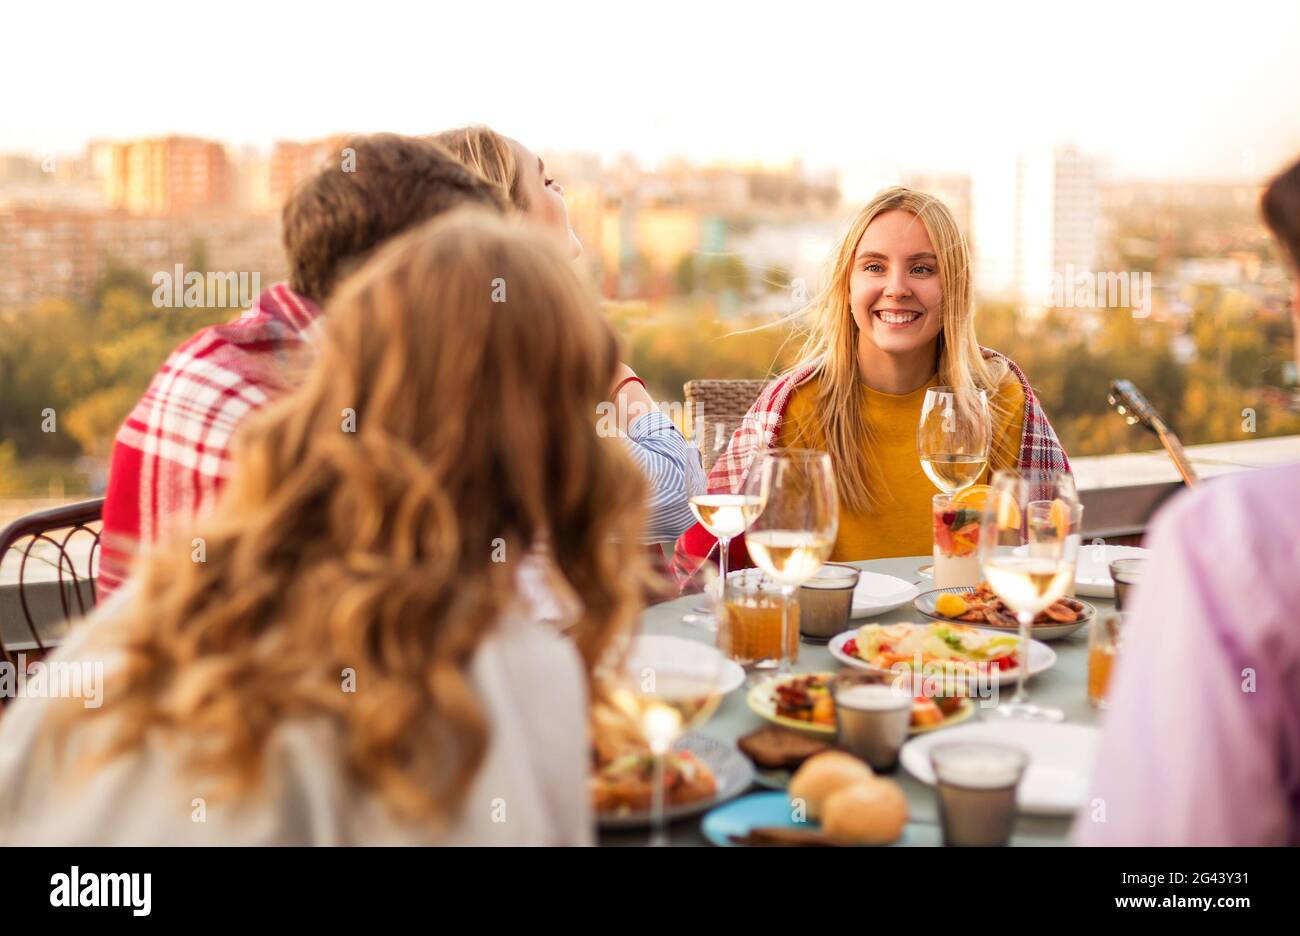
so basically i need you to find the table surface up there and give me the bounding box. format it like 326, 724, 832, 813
598, 555, 1106, 847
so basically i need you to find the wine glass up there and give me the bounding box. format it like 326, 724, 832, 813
595, 594, 728, 846
918, 387, 992, 493
977, 469, 1081, 722
741, 449, 838, 676
685, 489, 763, 630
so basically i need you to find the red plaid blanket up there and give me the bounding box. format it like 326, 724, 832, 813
670, 349, 1071, 584
96, 283, 322, 600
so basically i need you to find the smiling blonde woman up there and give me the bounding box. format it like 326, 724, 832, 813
674, 187, 1070, 581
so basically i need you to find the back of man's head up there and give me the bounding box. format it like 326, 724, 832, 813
282, 133, 506, 304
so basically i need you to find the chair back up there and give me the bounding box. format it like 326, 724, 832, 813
0, 498, 104, 663
682, 379, 768, 471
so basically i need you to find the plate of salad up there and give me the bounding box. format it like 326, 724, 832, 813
828, 622, 1056, 685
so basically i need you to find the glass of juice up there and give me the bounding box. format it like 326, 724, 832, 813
932, 492, 982, 589
1087, 611, 1123, 709
720, 569, 799, 671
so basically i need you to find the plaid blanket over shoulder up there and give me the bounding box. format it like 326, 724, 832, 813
670, 348, 1071, 584
96, 283, 322, 600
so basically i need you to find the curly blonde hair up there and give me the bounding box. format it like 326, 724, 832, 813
58, 210, 650, 829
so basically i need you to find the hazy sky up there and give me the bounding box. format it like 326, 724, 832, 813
4, 0, 1299, 182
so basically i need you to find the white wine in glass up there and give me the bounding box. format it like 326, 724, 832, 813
918, 387, 992, 493
981, 557, 1074, 615
689, 493, 763, 540
597, 626, 727, 847
978, 469, 1081, 722
604, 675, 723, 756
919, 453, 987, 493
686, 493, 763, 630
742, 449, 838, 675
744, 530, 834, 585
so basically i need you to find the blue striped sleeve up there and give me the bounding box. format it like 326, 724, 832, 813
622, 411, 707, 544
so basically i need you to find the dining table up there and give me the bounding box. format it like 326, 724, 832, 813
598, 554, 1107, 847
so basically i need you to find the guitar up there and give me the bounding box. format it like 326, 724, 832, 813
1107, 379, 1198, 487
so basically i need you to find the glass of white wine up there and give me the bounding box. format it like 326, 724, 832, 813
686, 491, 763, 630
741, 449, 838, 675
596, 605, 728, 846
918, 387, 991, 493
977, 469, 1080, 722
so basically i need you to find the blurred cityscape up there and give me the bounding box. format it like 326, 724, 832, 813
1, 134, 1298, 511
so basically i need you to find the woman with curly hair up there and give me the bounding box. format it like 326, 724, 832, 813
0, 211, 651, 845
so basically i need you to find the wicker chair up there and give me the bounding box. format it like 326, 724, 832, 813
682, 379, 769, 471
0, 498, 103, 663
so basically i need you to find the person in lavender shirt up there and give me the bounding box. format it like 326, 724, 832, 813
1075, 157, 1300, 846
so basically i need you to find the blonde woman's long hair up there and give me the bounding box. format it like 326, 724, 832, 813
788, 186, 1009, 513
431, 126, 527, 210
55, 210, 649, 828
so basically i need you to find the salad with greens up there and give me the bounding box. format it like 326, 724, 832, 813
842, 622, 1020, 673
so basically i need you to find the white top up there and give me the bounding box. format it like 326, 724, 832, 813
0, 585, 593, 846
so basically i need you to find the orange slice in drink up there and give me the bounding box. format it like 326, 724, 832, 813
995, 492, 1022, 531
1049, 498, 1072, 537
952, 484, 993, 511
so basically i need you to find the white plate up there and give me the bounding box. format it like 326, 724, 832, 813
625, 634, 746, 696
1074, 544, 1149, 598
706, 570, 918, 620
847, 570, 921, 619
913, 587, 1094, 642
827, 624, 1057, 685
1011, 544, 1149, 599
900, 721, 1100, 816
597, 733, 755, 829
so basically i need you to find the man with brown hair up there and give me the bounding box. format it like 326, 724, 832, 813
97, 134, 504, 600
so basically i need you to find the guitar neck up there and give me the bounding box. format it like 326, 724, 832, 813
1153, 424, 1198, 487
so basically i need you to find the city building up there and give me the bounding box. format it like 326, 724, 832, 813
86, 137, 232, 218
972, 144, 1100, 308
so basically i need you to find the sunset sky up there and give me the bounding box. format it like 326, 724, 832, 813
5, 0, 1299, 181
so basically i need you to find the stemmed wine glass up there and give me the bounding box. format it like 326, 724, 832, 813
918, 387, 991, 493
685, 488, 763, 630
595, 572, 728, 846
977, 469, 1081, 722
741, 449, 838, 676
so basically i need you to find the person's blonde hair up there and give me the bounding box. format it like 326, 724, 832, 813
787, 186, 1009, 512
55, 210, 649, 829
431, 126, 527, 210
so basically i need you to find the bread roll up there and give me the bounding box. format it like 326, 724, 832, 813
821, 778, 908, 845
787, 751, 874, 819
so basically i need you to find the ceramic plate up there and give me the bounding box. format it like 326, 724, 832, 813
700, 791, 941, 847
913, 587, 1094, 641
707, 571, 919, 620
745, 672, 976, 738
900, 721, 1101, 816
828, 624, 1057, 685
623, 634, 746, 696
597, 733, 755, 830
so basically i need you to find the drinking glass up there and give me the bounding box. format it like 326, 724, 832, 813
918, 387, 992, 494
1109, 558, 1144, 612
741, 449, 838, 676
595, 607, 727, 846
719, 568, 799, 670
831, 672, 912, 771
931, 491, 983, 589
1087, 611, 1123, 709
977, 469, 1080, 721
931, 742, 1028, 846
686, 491, 763, 630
